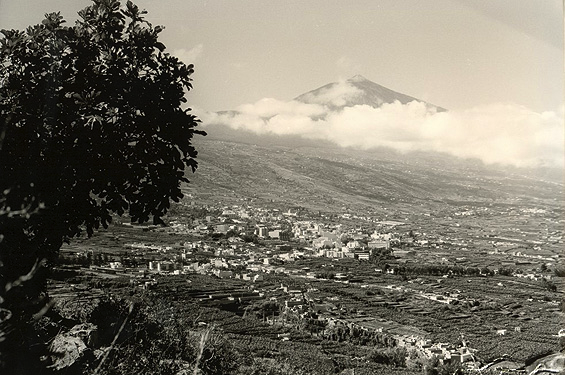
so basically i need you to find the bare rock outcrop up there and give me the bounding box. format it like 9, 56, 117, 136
527, 352, 565, 375
48, 323, 98, 371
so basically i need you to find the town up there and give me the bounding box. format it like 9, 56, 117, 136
54, 198, 564, 373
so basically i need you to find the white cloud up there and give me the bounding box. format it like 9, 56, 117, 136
297, 81, 363, 107
173, 44, 203, 64
199, 98, 564, 168
235, 98, 325, 119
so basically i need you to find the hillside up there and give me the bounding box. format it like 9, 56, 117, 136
187, 137, 563, 215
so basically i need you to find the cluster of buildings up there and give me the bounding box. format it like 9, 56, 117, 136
96, 204, 403, 278
68, 200, 563, 373
79, 201, 561, 293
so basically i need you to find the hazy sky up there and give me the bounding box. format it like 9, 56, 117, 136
1, 0, 563, 168
1, 0, 562, 113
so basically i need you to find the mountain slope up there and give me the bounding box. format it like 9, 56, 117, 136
294, 75, 446, 111
188, 137, 563, 213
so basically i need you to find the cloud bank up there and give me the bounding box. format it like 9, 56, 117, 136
199, 95, 564, 168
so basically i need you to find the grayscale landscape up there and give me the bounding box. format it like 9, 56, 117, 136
0, 1, 563, 375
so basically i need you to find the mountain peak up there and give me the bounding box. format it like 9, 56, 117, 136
294, 75, 446, 112
347, 74, 368, 83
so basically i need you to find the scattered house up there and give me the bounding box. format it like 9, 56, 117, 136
158, 261, 175, 272
279, 253, 295, 261
324, 249, 345, 258
269, 229, 281, 239
279, 231, 292, 241
213, 269, 233, 278
368, 240, 390, 250
319, 231, 340, 241
356, 252, 370, 261
334, 273, 348, 281
215, 224, 230, 234
257, 226, 269, 238
450, 351, 474, 363
347, 241, 361, 249
392, 250, 411, 257
211, 258, 228, 268
109, 261, 123, 269
149, 261, 176, 272
144, 280, 157, 289
313, 237, 334, 249
285, 299, 303, 308
221, 210, 238, 219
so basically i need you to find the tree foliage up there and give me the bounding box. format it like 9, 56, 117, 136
423, 356, 464, 375
0, 0, 204, 369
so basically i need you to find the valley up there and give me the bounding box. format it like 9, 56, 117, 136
51, 136, 564, 374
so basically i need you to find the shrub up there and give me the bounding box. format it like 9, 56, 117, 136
553, 267, 565, 277
367, 347, 407, 367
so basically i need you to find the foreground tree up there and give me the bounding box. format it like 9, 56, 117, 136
0, 0, 204, 371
